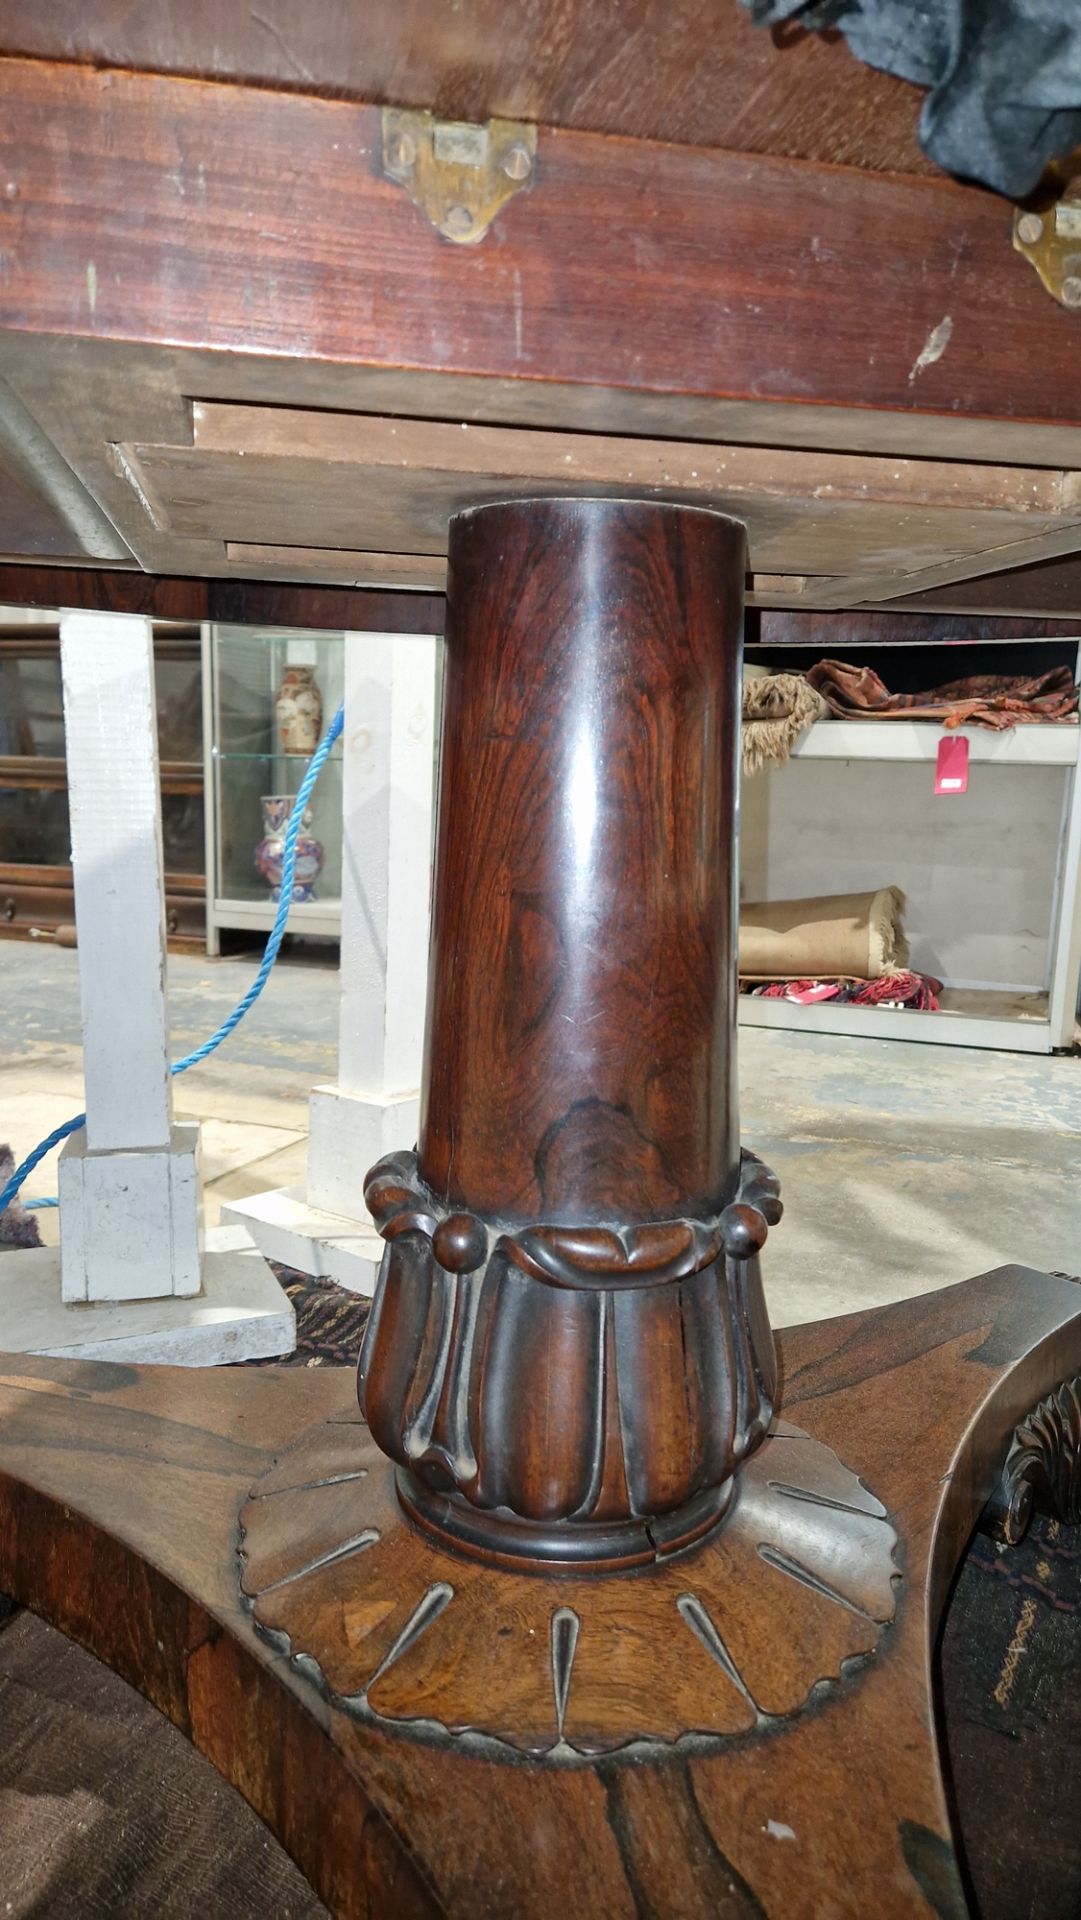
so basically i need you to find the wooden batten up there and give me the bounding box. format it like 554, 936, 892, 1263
136, 402, 1075, 588
0, 562, 446, 631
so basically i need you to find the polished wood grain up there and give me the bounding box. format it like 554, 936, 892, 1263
0, 2, 931, 174
421, 498, 743, 1218
358, 1145, 780, 1567
240, 1409, 897, 1752
356, 498, 772, 1567
0, 57, 1072, 442
1, 1267, 1080, 1916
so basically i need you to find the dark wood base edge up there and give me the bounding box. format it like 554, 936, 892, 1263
0, 1472, 440, 1920
1, 1272, 1081, 1917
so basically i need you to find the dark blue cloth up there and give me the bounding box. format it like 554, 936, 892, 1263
743, 0, 1081, 195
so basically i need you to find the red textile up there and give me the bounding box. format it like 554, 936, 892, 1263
744, 971, 941, 1012
851, 972, 941, 1011
805, 659, 1078, 731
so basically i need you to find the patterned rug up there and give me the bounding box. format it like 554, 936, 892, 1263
0, 1148, 42, 1251
247, 1262, 371, 1367
941, 1509, 1081, 1919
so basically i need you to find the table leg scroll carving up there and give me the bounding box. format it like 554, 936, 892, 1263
981, 1374, 1081, 1546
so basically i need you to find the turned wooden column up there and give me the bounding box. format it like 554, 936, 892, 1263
359, 497, 780, 1567
421, 496, 743, 1222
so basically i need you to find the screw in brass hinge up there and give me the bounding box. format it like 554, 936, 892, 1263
1014, 194, 1081, 310
381, 108, 537, 245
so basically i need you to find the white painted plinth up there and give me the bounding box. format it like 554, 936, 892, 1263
58, 1122, 203, 1303
306, 1086, 419, 1219
221, 1185, 384, 1297
0, 1227, 296, 1364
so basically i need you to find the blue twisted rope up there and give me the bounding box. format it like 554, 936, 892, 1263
0, 700, 344, 1219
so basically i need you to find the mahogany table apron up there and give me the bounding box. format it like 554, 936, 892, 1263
1, 497, 1080, 1918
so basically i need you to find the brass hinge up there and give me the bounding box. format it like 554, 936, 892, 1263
381, 108, 536, 246
1013, 198, 1081, 310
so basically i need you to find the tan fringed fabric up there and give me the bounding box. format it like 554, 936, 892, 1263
738, 887, 909, 981
741, 670, 829, 774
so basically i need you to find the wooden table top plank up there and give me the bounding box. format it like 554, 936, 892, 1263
0, 3, 933, 175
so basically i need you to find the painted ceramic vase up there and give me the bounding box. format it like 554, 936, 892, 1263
254, 794, 325, 902
274, 665, 323, 755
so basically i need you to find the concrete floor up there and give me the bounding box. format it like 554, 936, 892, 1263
2, 940, 1080, 1328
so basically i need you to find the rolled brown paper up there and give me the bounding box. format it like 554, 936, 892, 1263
738, 887, 908, 981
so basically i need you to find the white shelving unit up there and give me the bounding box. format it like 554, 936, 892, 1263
738, 703, 1081, 1054
787, 720, 1080, 769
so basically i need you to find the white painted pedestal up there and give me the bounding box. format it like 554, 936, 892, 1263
0, 609, 295, 1363
224, 631, 438, 1295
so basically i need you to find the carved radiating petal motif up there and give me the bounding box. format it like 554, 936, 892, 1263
240, 1415, 899, 1761
982, 1372, 1081, 1546
358, 1147, 781, 1565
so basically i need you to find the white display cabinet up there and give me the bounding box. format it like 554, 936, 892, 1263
202, 624, 345, 951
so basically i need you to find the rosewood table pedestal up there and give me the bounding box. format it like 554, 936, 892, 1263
0, 498, 1079, 1918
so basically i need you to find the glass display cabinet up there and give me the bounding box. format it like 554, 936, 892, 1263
0, 616, 206, 947
203, 625, 344, 952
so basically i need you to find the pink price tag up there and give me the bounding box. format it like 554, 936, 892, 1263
935, 735, 969, 796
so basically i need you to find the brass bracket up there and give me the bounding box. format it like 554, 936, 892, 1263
381, 109, 536, 245
1013, 199, 1081, 310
